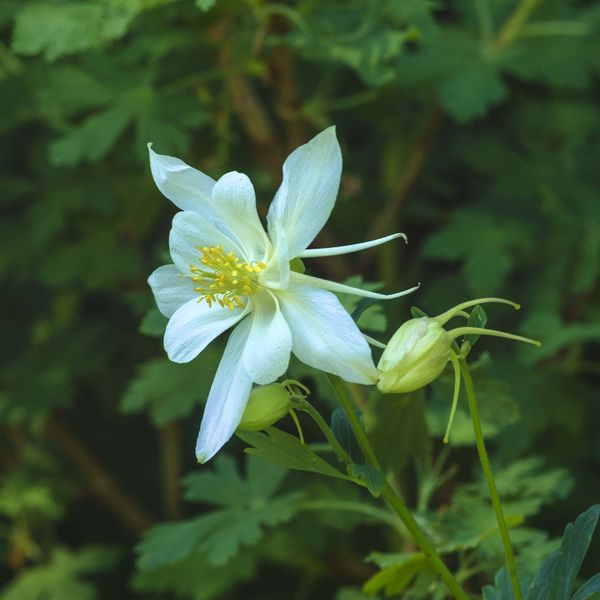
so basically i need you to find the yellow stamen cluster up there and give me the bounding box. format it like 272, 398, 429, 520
190, 245, 266, 310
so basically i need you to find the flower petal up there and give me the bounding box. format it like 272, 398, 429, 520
195, 319, 253, 463
169, 210, 246, 275
278, 283, 377, 384
300, 233, 407, 258
212, 171, 270, 260
259, 218, 290, 291
267, 127, 342, 258
164, 298, 247, 363
291, 271, 420, 300
148, 145, 217, 217
148, 264, 196, 318
242, 291, 292, 385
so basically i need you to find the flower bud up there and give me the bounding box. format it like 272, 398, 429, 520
377, 318, 452, 394
237, 383, 292, 431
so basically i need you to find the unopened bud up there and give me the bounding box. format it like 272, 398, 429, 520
377, 318, 452, 394
238, 383, 291, 431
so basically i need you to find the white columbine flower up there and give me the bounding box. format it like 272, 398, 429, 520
148, 127, 416, 462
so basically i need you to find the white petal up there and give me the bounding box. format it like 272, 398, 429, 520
278, 283, 377, 384
259, 219, 290, 290
291, 271, 420, 300
212, 172, 270, 259
148, 144, 217, 217
195, 319, 253, 463
164, 298, 247, 363
267, 127, 342, 258
169, 211, 246, 275
242, 291, 292, 384
300, 233, 407, 258
148, 264, 196, 318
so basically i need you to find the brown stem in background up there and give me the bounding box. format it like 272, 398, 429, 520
212, 19, 282, 179
159, 422, 182, 519
45, 415, 154, 535
359, 105, 444, 270
270, 45, 307, 152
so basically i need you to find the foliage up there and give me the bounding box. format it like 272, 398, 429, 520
1, 0, 599, 598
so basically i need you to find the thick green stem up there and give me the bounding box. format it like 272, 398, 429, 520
459, 361, 523, 600
327, 375, 470, 600
494, 0, 543, 48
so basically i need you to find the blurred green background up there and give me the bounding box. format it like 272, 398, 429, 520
1, 0, 599, 598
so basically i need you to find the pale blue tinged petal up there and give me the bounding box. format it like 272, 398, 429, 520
267, 127, 342, 258
212, 171, 270, 260
291, 271, 420, 300
148, 144, 217, 216
148, 264, 196, 318
169, 211, 246, 275
164, 298, 248, 363
300, 233, 407, 258
278, 283, 377, 384
242, 291, 292, 385
195, 319, 253, 463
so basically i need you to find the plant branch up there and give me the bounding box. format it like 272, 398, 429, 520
327, 375, 470, 600
159, 422, 182, 519
45, 415, 155, 535
360, 105, 444, 269
494, 0, 543, 48
459, 360, 523, 600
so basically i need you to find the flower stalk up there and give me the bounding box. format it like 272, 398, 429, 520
327, 375, 470, 600
460, 359, 523, 600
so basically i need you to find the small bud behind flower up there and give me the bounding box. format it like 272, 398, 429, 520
376, 297, 541, 445
237, 383, 292, 432
377, 318, 452, 394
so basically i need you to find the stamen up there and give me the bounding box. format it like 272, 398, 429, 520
189, 245, 265, 310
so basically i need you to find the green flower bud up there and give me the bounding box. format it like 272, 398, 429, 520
377, 318, 452, 394
237, 383, 292, 431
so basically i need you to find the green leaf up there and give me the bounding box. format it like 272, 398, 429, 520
237, 427, 352, 480
410, 306, 429, 318
439, 63, 508, 123
482, 566, 525, 600
423, 211, 531, 294
331, 408, 364, 464
348, 463, 385, 498
529, 504, 600, 600
136, 455, 304, 568
48, 105, 133, 166
120, 350, 221, 425
573, 573, 600, 600
139, 308, 167, 337
12, 1, 141, 61
132, 549, 257, 600
0, 546, 117, 600
369, 391, 431, 471
464, 304, 487, 348
364, 552, 428, 596
337, 276, 387, 333
196, 0, 216, 11
182, 454, 288, 505
336, 588, 374, 600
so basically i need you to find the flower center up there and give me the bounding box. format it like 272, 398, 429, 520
189, 245, 266, 310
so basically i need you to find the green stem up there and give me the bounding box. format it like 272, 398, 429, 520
327, 375, 470, 600
494, 0, 543, 48
296, 399, 351, 465
298, 499, 402, 531
459, 361, 523, 600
